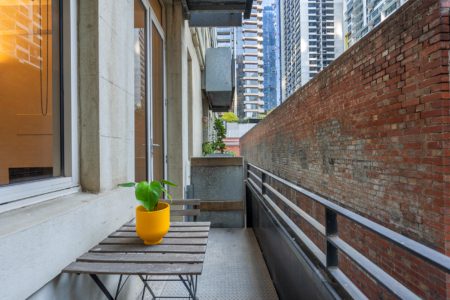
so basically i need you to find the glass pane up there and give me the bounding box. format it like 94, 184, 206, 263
0, 0, 60, 186
152, 24, 164, 181
134, 0, 148, 182
150, 0, 163, 28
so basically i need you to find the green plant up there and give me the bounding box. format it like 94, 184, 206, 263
202, 141, 214, 156
224, 150, 236, 157
118, 180, 176, 211
221, 112, 239, 123
213, 118, 226, 153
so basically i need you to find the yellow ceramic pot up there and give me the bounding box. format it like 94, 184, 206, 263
135, 202, 170, 245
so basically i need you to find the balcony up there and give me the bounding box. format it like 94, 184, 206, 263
1, 0, 449, 299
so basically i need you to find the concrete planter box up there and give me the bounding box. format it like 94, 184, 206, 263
190, 157, 244, 228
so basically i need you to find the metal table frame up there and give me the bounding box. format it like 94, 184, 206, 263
64, 221, 210, 300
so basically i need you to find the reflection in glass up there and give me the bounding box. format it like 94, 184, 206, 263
0, 0, 60, 186
134, 0, 148, 182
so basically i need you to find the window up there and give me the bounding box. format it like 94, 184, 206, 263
0, 0, 77, 207
0, 1, 61, 186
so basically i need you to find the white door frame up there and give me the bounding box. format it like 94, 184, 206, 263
145, 0, 166, 181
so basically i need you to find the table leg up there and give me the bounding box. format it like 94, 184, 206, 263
139, 274, 157, 299
90, 274, 114, 300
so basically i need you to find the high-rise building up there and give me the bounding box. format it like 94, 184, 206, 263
236, 0, 264, 120
216, 27, 235, 50
344, 0, 408, 47
262, 2, 280, 111
280, 0, 344, 101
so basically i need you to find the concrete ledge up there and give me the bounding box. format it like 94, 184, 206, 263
0, 189, 137, 300
191, 157, 243, 167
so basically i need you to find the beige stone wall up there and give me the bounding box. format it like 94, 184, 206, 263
79, 0, 135, 193
166, 2, 211, 197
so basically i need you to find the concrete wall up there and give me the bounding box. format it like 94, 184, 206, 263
79, 0, 135, 193
241, 0, 450, 298
226, 123, 256, 138
166, 1, 210, 196
191, 157, 245, 228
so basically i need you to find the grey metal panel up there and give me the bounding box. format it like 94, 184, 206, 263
206, 48, 232, 91
191, 167, 243, 200
189, 12, 242, 27
248, 187, 339, 300
191, 157, 245, 228
186, 0, 246, 10
205, 48, 234, 111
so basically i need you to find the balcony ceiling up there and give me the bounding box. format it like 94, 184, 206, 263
183, 0, 254, 27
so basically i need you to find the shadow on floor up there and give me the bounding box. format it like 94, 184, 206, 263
150, 228, 278, 300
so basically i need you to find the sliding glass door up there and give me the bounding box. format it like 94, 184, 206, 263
133, 0, 165, 182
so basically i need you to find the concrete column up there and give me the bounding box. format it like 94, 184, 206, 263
79, 0, 135, 193
165, 1, 186, 198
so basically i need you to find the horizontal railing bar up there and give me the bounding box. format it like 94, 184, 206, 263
161, 199, 200, 205
247, 178, 262, 194
248, 178, 419, 300
329, 236, 420, 300
247, 178, 327, 265
328, 267, 368, 300
263, 182, 326, 235
248, 163, 450, 272
247, 170, 262, 183
248, 179, 366, 299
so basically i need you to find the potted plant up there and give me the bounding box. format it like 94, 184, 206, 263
119, 180, 176, 245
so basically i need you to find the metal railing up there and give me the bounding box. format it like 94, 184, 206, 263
246, 163, 450, 299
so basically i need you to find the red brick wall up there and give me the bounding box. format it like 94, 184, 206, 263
241, 0, 450, 298
223, 138, 241, 156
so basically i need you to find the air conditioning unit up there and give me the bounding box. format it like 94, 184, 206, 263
204, 48, 235, 112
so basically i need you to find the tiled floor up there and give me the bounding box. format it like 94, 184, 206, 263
149, 228, 278, 300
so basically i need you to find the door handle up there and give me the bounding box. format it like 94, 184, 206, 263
152, 144, 160, 147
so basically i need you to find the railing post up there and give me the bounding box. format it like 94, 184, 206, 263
326, 208, 338, 267
261, 172, 266, 195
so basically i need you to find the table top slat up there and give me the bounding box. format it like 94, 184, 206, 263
90, 244, 206, 254
117, 226, 209, 233
63, 221, 210, 278
77, 252, 205, 264
110, 231, 209, 238
63, 262, 203, 275
101, 237, 207, 245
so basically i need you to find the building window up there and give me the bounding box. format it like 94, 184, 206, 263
0, 0, 61, 187
0, 0, 78, 208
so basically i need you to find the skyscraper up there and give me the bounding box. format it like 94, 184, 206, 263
280, 0, 344, 101
344, 0, 408, 47
236, 0, 264, 120
262, 2, 280, 111
216, 27, 235, 50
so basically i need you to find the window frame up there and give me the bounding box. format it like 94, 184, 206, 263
0, 0, 79, 210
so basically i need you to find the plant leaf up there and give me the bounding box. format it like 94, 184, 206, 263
161, 179, 177, 187
135, 181, 149, 202
148, 181, 162, 210
161, 188, 173, 201
118, 182, 136, 187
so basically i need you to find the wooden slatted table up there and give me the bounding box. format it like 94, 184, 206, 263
63, 221, 211, 300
